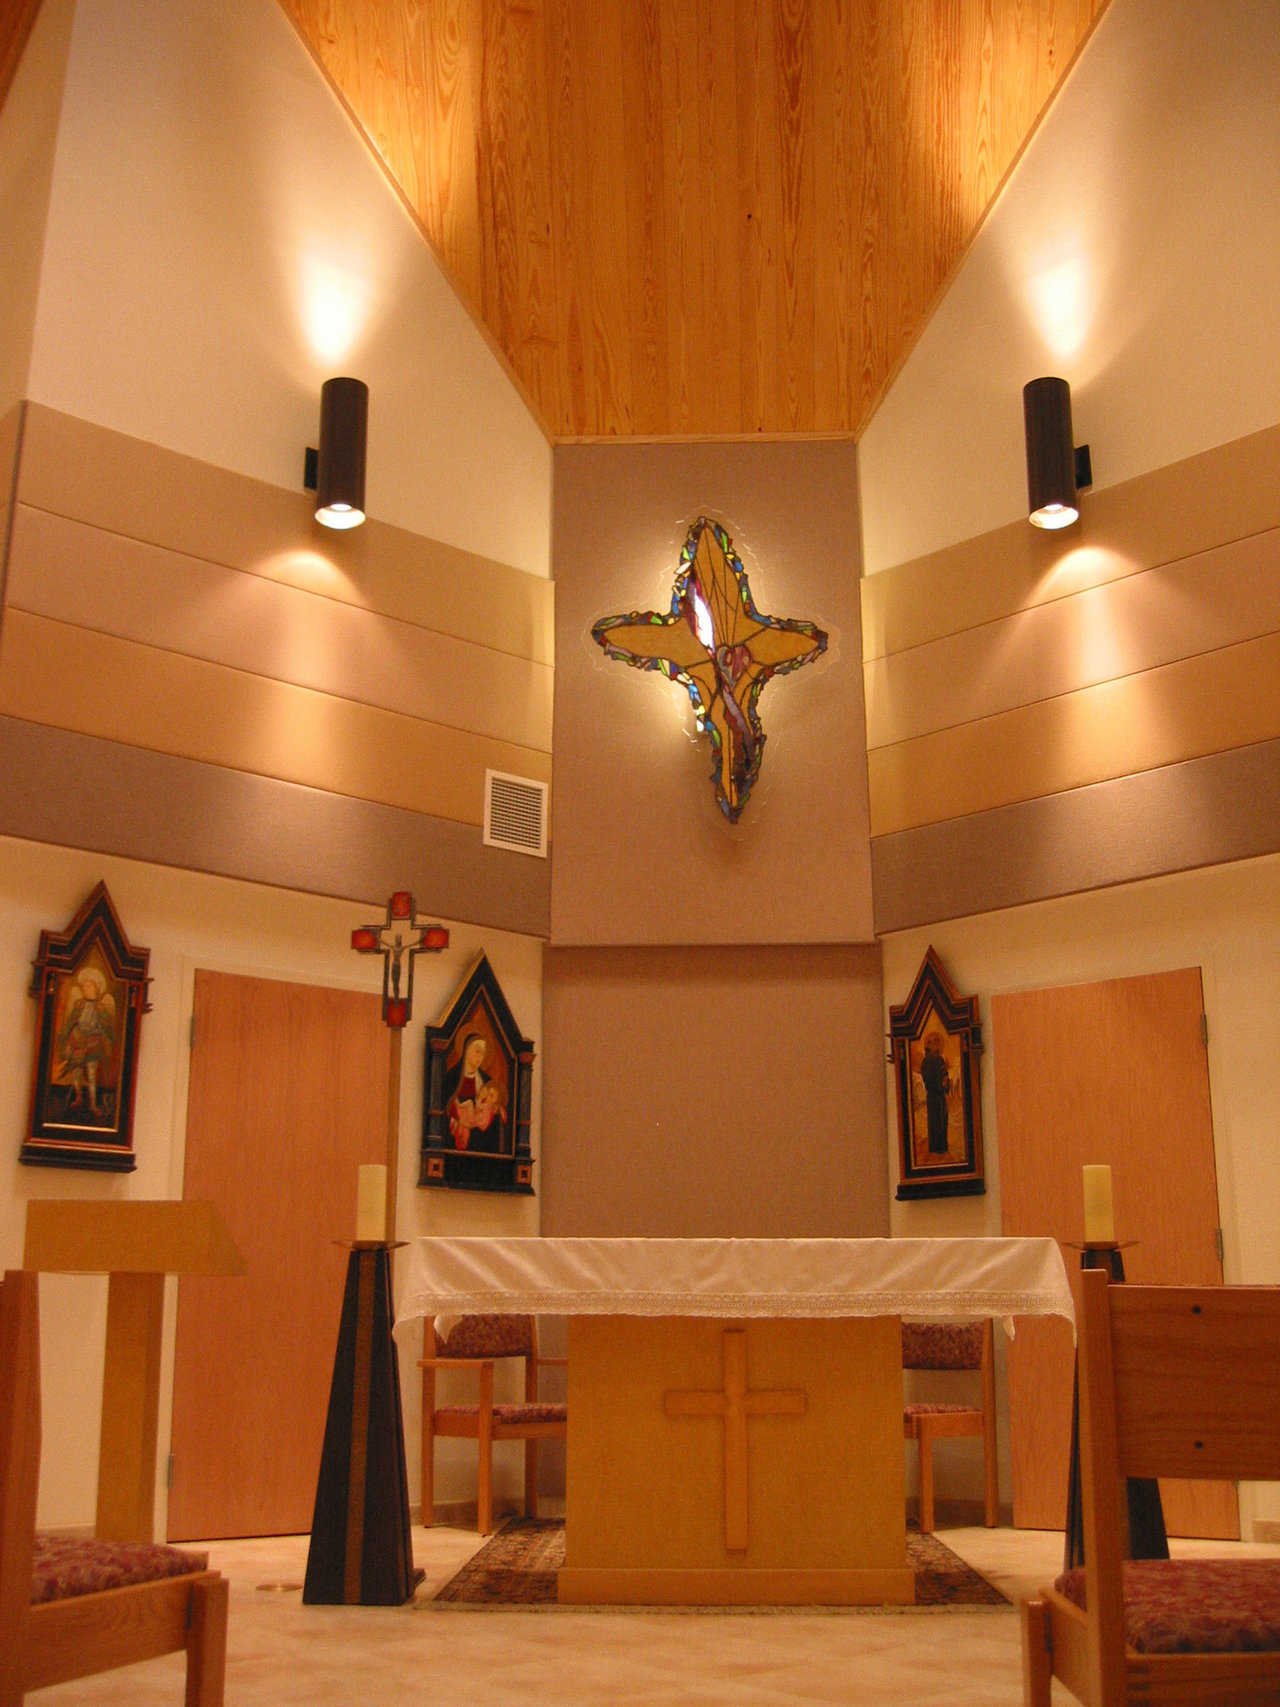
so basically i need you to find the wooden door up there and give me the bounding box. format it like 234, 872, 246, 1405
995, 966, 1236, 1538
168, 971, 389, 1539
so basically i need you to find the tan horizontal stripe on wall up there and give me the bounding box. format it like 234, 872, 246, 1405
871, 736, 1280, 936
868, 627, 1280, 838
17, 404, 554, 664
0, 611, 551, 827
0, 715, 550, 937
860, 422, 1280, 661
864, 526, 1280, 750
8, 505, 553, 753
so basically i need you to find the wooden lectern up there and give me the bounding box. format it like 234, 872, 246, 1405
23, 1199, 244, 1544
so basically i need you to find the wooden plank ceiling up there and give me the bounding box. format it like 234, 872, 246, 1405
278, 0, 1107, 441
0, 0, 1107, 441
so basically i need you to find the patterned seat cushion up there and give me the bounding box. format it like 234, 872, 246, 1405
435, 1402, 566, 1425
31, 1534, 209, 1604
437, 1314, 534, 1359
1055, 1560, 1280, 1654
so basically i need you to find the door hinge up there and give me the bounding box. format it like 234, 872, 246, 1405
1215, 1227, 1225, 1266
1200, 1012, 1209, 1047
189, 1014, 196, 1050
166, 1452, 176, 1488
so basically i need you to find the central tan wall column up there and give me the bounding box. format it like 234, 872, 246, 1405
542, 943, 887, 1237
545, 439, 884, 1238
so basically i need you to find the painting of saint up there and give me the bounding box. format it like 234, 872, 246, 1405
50, 959, 121, 1128
908, 1017, 963, 1169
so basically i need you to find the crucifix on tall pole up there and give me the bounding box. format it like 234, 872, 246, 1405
350, 891, 449, 1239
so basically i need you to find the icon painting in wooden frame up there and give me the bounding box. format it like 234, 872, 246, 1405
22, 882, 151, 1172
890, 946, 985, 1200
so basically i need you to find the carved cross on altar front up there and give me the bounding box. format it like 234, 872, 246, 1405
663, 1329, 807, 1553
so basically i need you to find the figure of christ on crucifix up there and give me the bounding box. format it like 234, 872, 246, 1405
663, 1328, 807, 1553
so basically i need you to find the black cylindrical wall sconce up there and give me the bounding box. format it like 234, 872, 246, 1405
1023, 376, 1081, 530
314, 377, 368, 530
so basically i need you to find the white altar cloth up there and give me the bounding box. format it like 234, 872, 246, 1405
399, 1235, 1074, 1328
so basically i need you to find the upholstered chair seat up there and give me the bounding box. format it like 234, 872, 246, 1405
1055, 1560, 1280, 1656
30, 1535, 211, 1604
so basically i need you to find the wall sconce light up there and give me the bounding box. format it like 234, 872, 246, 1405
1022, 376, 1092, 530
305, 377, 368, 529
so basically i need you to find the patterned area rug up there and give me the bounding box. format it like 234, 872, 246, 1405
430, 1518, 1008, 1611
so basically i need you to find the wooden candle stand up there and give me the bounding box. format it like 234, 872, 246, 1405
303, 1241, 420, 1606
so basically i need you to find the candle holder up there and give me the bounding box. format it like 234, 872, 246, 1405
303, 1240, 421, 1605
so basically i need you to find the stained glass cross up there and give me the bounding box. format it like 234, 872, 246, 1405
592, 517, 827, 821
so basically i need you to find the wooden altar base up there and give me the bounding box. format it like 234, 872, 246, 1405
559, 1315, 913, 1606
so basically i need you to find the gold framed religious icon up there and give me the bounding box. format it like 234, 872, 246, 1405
889, 946, 984, 1199
420, 952, 536, 1195
22, 882, 151, 1172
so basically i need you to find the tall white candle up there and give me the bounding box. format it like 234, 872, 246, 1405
356, 1163, 387, 1242
1082, 1163, 1114, 1244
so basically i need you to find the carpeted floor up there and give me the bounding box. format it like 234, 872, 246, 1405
431, 1518, 1008, 1610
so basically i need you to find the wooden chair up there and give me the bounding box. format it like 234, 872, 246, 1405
902, 1317, 998, 1532
419, 1312, 566, 1534
0, 1270, 228, 1707
1022, 1266, 1280, 1707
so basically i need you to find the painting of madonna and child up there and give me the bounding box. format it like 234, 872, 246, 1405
420, 953, 536, 1196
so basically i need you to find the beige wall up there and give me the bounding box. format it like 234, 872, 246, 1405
551, 438, 871, 947
23, 0, 551, 577
881, 852, 1280, 1530
1, 405, 552, 935
864, 424, 1280, 928
859, 0, 1280, 572
545, 437, 886, 1241
0, 0, 71, 422
0, 835, 543, 1528
543, 945, 887, 1238
0, 0, 557, 1531
858, 0, 1280, 1529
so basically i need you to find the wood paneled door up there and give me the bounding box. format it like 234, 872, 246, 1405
994, 966, 1236, 1539
168, 971, 390, 1540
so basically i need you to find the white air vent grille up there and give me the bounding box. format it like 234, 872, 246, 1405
484, 771, 548, 858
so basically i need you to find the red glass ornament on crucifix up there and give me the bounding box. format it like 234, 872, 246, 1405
350, 892, 449, 1028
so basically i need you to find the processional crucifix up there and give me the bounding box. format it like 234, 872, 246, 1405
349, 891, 449, 1236
304, 892, 448, 1609
664, 1329, 807, 1553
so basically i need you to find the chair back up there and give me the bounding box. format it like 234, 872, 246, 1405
1, 1271, 41, 1700
1080, 1267, 1280, 1491
901, 1319, 985, 1372
433, 1313, 536, 1360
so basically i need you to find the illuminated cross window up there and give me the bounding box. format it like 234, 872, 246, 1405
592, 517, 827, 821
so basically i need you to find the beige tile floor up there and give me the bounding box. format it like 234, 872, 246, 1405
29, 1522, 1280, 1706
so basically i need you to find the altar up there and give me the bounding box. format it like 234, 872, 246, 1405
400, 1236, 1073, 1605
